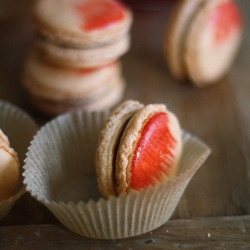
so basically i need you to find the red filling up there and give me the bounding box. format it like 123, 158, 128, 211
44, 59, 114, 75
74, 0, 126, 31
73, 62, 115, 75
211, 1, 242, 44
130, 112, 177, 191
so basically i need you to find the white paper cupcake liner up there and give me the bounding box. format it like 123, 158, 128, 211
0, 100, 38, 220
23, 110, 211, 239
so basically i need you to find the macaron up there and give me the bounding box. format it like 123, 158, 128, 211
22, 51, 125, 115
0, 129, 10, 145
35, 33, 130, 68
32, 0, 133, 48
95, 100, 182, 198
26, 76, 125, 115
165, 0, 204, 80
0, 138, 20, 203
165, 0, 243, 86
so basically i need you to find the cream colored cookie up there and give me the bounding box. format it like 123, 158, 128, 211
115, 104, 182, 194
0, 142, 20, 202
22, 52, 121, 100
27, 76, 126, 115
184, 0, 243, 86
36, 34, 130, 68
164, 0, 204, 80
32, 0, 133, 48
95, 101, 182, 198
165, 0, 243, 86
0, 129, 10, 145
95, 100, 144, 198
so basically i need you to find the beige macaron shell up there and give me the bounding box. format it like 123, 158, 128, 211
184, 0, 243, 86
32, 0, 133, 48
95, 100, 144, 198
115, 104, 182, 194
164, 0, 204, 80
22, 52, 121, 100
36, 34, 130, 68
0, 142, 20, 202
23, 74, 119, 104
0, 129, 10, 146
27, 76, 126, 115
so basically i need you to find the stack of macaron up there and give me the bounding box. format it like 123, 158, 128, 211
0, 129, 20, 203
164, 0, 243, 87
22, 0, 133, 115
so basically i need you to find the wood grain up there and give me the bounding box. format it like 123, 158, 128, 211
0, 216, 250, 249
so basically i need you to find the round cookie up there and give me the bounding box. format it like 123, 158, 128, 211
22, 51, 125, 114
36, 34, 130, 68
22, 52, 122, 100
32, 0, 133, 48
95, 100, 144, 198
164, 0, 204, 80
184, 0, 243, 86
95, 101, 182, 198
164, 0, 243, 86
115, 104, 182, 194
0, 129, 10, 145
27, 77, 126, 115
0, 142, 20, 202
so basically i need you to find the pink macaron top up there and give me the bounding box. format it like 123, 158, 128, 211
74, 0, 126, 32
210, 0, 242, 45
33, 0, 132, 47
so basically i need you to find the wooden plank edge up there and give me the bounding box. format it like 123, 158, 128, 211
0, 216, 250, 249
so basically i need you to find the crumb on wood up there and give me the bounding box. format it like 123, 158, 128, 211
146, 239, 155, 244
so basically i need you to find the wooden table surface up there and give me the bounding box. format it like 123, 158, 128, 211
0, 0, 250, 248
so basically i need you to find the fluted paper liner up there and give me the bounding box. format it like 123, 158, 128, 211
0, 100, 38, 220
23, 110, 211, 239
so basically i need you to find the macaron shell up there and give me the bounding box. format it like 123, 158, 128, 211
165, 0, 204, 80
32, 0, 133, 47
36, 34, 130, 68
115, 104, 182, 194
23, 71, 122, 107
184, 0, 243, 86
27, 77, 126, 115
95, 100, 144, 198
22, 52, 121, 99
0, 142, 20, 202
0, 129, 10, 146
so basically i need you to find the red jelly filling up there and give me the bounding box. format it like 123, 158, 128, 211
74, 0, 126, 31
46, 60, 114, 75
130, 112, 176, 191
45, 60, 97, 73
74, 67, 101, 75
74, 62, 115, 75
211, 1, 242, 44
